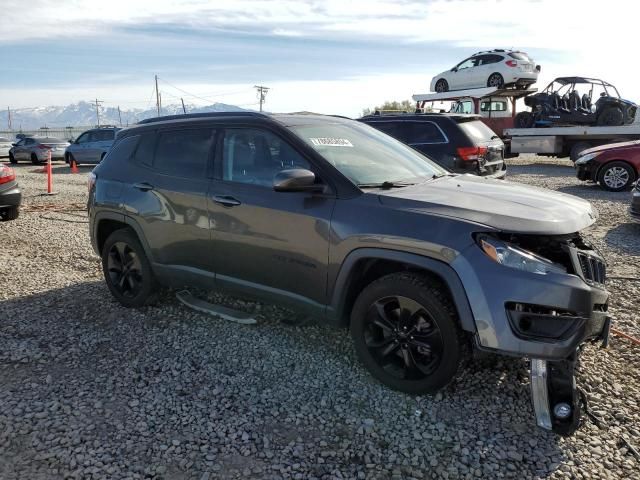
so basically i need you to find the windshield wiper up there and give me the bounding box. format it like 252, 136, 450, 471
356, 180, 417, 189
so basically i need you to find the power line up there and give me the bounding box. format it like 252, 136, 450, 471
93, 98, 104, 127
254, 85, 270, 112
157, 77, 251, 103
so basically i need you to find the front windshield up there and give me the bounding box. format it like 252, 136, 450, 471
288, 121, 447, 186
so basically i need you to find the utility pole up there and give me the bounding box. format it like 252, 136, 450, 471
117, 106, 122, 126
159, 92, 162, 114
155, 75, 161, 116
7, 107, 11, 130
254, 85, 270, 112
181, 98, 186, 114
93, 98, 104, 127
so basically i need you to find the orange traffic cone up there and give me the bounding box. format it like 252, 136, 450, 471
70, 158, 79, 174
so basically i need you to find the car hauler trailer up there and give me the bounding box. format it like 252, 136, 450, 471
503, 121, 640, 161
413, 87, 536, 154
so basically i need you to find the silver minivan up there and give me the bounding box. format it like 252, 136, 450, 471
65, 127, 120, 166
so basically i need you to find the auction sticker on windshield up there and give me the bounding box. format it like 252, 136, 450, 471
309, 137, 353, 147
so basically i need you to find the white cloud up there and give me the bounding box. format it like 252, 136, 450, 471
1, 0, 638, 115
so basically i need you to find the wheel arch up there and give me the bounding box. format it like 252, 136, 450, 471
595, 158, 638, 180
93, 212, 154, 262
328, 248, 476, 333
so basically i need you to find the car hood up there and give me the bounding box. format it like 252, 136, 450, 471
582, 140, 640, 156
377, 175, 597, 234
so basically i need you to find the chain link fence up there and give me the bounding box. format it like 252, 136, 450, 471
0, 127, 93, 141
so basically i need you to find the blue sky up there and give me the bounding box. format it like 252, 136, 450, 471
0, 0, 633, 117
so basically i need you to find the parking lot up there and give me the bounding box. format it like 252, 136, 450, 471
1, 157, 639, 480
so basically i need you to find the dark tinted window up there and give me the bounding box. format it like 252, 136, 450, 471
134, 132, 156, 166
93, 130, 115, 141
103, 135, 139, 164
223, 128, 309, 187
24, 138, 35, 145
154, 129, 214, 178
478, 54, 503, 65
367, 121, 445, 144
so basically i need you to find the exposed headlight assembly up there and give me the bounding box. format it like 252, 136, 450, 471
575, 152, 597, 165
478, 235, 566, 275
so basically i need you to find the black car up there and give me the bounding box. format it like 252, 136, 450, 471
0, 163, 21, 221
88, 112, 610, 436
358, 113, 506, 178
515, 77, 637, 128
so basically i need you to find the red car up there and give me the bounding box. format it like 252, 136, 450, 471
575, 140, 640, 191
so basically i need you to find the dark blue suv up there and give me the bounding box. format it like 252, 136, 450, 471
359, 113, 506, 178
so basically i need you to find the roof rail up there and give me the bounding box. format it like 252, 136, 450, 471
137, 111, 266, 125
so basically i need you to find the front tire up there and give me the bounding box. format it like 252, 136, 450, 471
597, 106, 624, 126
514, 111, 534, 128
0, 206, 19, 221
31, 153, 40, 164
101, 228, 159, 308
434, 79, 449, 93
487, 73, 504, 88
8, 153, 17, 164
350, 273, 465, 394
597, 161, 636, 192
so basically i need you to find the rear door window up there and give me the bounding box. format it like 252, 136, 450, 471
94, 130, 115, 141
457, 120, 498, 143
154, 128, 215, 178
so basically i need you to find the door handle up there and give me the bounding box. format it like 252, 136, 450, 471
133, 182, 154, 192
212, 195, 241, 207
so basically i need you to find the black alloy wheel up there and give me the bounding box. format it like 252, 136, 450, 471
101, 228, 158, 307
363, 295, 443, 380
350, 273, 465, 394
106, 241, 144, 299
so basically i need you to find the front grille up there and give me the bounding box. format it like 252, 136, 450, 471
576, 252, 606, 285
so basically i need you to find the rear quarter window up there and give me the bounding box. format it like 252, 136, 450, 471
509, 52, 531, 61
103, 135, 140, 165
456, 120, 498, 143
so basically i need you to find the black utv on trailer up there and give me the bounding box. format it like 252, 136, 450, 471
515, 77, 637, 128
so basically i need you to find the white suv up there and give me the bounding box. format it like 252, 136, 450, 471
430, 50, 540, 92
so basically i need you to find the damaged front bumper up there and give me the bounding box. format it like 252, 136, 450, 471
530, 317, 610, 436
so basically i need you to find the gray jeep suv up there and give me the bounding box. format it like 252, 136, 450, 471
88, 112, 610, 436
66, 126, 120, 166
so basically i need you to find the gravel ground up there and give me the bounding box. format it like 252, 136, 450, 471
0, 157, 639, 480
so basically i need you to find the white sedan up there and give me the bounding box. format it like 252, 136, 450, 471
0, 137, 12, 158
430, 50, 540, 92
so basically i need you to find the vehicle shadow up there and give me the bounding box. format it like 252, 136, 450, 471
0, 281, 565, 479
507, 162, 576, 179
603, 221, 640, 255
556, 184, 631, 206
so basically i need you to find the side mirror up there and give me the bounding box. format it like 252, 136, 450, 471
273, 168, 322, 192
11, 143, 16, 147
451, 68, 457, 72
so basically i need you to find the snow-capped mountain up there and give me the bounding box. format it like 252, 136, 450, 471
0, 101, 248, 130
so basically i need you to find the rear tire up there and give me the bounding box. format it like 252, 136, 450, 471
8, 153, 17, 164
597, 161, 636, 192
0, 206, 19, 221
514, 111, 534, 128
435, 79, 449, 93
570, 142, 592, 162
101, 228, 159, 308
350, 272, 465, 394
597, 106, 624, 126
487, 73, 504, 88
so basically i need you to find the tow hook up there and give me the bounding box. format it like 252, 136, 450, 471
530, 354, 581, 436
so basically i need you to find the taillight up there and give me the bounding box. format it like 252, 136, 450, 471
88, 172, 96, 193
505, 60, 518, 67
0, 165, 16, 184
457, 146, 488, 161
